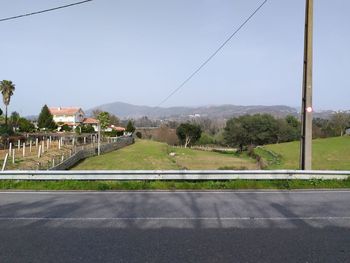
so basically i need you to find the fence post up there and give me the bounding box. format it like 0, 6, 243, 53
38, 145, 42, 158
12, 150, 15, 164
9, 143, 12, 157
1, 153, 8, 171
17, 140, 20, 152
30, 140, 32, 153
22, 142, 26, 157
42, 141, 45, 154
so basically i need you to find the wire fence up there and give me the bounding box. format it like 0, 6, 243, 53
0, 133, 126, 171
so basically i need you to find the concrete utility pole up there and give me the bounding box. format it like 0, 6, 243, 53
300, 0, 313, 170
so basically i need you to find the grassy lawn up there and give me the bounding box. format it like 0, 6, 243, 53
73, 140, 257, 170
255, 136, 350, 170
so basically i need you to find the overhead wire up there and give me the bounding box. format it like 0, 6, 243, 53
155, 0, 268, 108
0, 0, 93, 22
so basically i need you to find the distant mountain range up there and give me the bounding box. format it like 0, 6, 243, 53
25, 102, 340, 121
87, 101, 301, 119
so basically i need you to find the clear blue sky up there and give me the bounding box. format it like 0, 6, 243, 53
0, 0, 349, 116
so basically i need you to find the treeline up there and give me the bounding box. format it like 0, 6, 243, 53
159, 114, 300, 149
313, 112, 350, 138
141, 112, 350, 149
223, 114, 300, 151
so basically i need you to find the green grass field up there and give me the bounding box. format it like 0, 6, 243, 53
255, 136, 350, 170
73, 140, 257, 170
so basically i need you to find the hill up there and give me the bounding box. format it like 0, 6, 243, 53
255, 136, 350, 170
87, 101, 298, 119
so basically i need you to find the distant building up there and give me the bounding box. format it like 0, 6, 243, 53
105, 125, 126, 133
82, 117, 99, 132
189, 113, 201, 118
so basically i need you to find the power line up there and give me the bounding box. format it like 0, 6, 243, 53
0, 0, 93, 22
155, 0, 268, 108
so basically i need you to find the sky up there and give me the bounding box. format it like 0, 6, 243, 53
0, 0, 349, 116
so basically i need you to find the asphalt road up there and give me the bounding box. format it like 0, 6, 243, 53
1, 190, 350, 263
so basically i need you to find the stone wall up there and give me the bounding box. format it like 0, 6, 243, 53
51, 137, 134, 170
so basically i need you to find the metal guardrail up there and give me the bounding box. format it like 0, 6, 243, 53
0, 170, 349, 180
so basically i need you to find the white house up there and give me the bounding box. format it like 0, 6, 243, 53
49, 107, 99, 131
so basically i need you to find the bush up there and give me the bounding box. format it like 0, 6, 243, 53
196, 133, 215, 145
61, 124, 72, 132
0, 125, 14, 136
136, 131, 142, 139
104, 130, 124, 137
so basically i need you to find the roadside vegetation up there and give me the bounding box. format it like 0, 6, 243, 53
1, 178, 350, 190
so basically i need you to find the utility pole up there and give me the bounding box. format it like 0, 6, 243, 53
300, 0, 313, 170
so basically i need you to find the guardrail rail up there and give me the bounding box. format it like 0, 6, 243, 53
0, 170, 349, 180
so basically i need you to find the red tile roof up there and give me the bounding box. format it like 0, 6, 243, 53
110, 125, 125, 131
49, 107, 82, 116
83, 118, 99, 124
59, 122, 76, 126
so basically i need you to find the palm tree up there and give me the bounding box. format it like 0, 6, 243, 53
0, 80, 16, 126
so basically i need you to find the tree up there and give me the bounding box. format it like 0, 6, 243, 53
176, 123, 202, 148
109, 114, 120, 126
126, 120, 135, 133
18, 117, 35, 132
38, 104, 57, 130
276, 116, 300, 143
224, 114, 279, 151
97, 112, 110, 130
80, 124, 95, 133
92, 109, 102, 119
313, 118, 336, 138
0, 80, 15, 126
154, 125, 179, 145
330, 112, 350, 136
9, 111, 20, 129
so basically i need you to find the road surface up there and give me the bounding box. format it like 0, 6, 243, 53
0, 190, 350, 262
